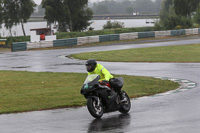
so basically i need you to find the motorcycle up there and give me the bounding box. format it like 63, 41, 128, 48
81, 74, 131, 118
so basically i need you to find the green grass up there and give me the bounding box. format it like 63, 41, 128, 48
0, 70, 179, 114
70, 44, 200, 62
0, 48, 10, 52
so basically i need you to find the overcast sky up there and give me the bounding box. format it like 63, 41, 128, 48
34, 0, 104, 5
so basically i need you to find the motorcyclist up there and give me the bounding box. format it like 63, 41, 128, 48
85, 59, 126, 102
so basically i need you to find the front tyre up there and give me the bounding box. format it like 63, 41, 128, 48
87, 98, 104, 118
119, 91, 131, 113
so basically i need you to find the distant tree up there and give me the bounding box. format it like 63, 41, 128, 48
0, 0, 3, 27
65, 0, 93, 32
91, 0, 161, 15
193, 8, 200, 25
158, 0, 192, 30
3, 0, 36, 36
126, 6, 134, 14
94, 4, 109, 15
159, 0, 173, 21
32, 4, 45, 16
133, 0, 154, 14
42, 0, 65, 30
42, 0, 93, 32
103, 20, 125, 29
174, 0, 200, 17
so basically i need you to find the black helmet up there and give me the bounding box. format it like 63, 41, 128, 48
85, 59, 97, 72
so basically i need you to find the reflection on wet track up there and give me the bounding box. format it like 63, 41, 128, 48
88, 114, 131, 133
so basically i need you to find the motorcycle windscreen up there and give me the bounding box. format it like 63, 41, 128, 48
84, 74, 100, 84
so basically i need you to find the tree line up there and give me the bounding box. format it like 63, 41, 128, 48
0, 0, 92, 36
90, 0, 163, 15
0, 0, 36, 36
42, 0, 92, 32
157, 0, 200, 30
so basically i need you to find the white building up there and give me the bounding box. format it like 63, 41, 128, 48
30, 28, 57, 42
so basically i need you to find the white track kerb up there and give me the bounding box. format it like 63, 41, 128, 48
146, 77, 197, 98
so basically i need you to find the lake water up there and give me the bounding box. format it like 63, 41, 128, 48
0, 19, 156, 37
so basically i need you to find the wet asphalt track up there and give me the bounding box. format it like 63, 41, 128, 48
0, 38, 200, 133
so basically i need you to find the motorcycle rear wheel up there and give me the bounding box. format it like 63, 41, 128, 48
87, 98, 104, 118
119, 91, 131, 113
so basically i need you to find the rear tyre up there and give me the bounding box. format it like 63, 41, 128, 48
119, 91, 131, 113
87, 98, 104, 118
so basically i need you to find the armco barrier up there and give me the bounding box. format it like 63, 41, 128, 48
65, 38, 77, 46
155, 31, 171, 38
120, 33, 130, 40
88, 36, 99, 43
11, 28, 200, 52
53, 39, 66, 47
11, 42, 27, 52
27, 42, 41, 49
171, 29, 185, 36
53, 38, 77, 47
138, 31, 155, 38
185, 29, 198, 35
77, 37, 88, 45
40, 41, 54, 48
77, 36, 100, 45
128, 32, 138, 40
109, 34, 119, 41
185, 29, 193, 35
27, 41, 53, 50
120, 32, 138, 40
192, 28, 200, 35
99, 34, 120, 42
99, 35, 110, 42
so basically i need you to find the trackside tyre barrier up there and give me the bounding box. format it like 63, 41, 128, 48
185, 28, 199, 35
138, 31, 155, 38
11, 42, 27, 52
171, 29, 185, 36
120, 32, 138, 40
99, 34, 120, 42
11, 28, 200, 52
27, 41, 54, 50
53, 38, 77, 47
155, 31, 171, 38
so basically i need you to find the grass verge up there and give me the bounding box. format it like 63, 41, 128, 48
0, 48, 10, 52
0, 70, 179, 114
70, 44, 200, 62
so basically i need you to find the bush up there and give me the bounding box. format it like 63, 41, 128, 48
154, 20, 163, 31
158, 2, 193, 30
103, 20, 125, 29
193, 10, 200, 25
175, 25, 182, 29
0, 36, 30, 47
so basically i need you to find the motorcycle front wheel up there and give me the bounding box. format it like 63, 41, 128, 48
119, 91, 131, 113
87, 98, 104, 118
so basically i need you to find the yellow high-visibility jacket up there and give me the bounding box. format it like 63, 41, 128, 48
88, 64, 113, 81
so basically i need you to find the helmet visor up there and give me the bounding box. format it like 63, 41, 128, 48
86, 64, 92, 72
